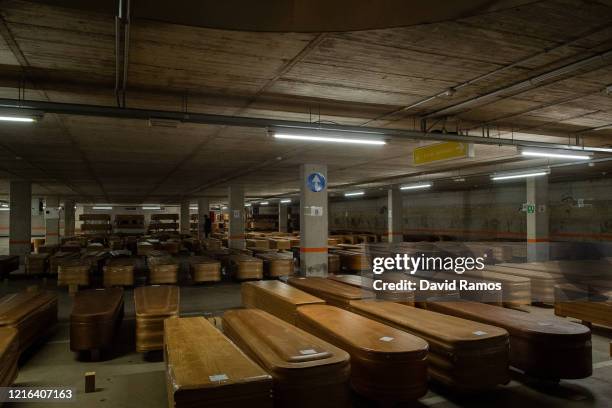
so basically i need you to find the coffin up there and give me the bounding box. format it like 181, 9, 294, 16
135, 286, 180, 352
0, 327, 18, 387
201, 238, 222, 250
57, 259, 91, 287
485, 265, 562, 302
296, 305, 428, 402
25, 253, 49, 275
230, 255, 263, 280
49, 252, 80, 275
327, 254, 340, 274
189, 257, 222, 283
137, 242, 155, 256
0, 256, 19, 278
255, 252, 294, 278
241, 281, 325, 324
554, 283, 612, 328
349, 300, 509, 392
412, 270, 504, 305
223, 309, 350, 408
103, 257, 136, 287
247, 239, 270, 249
464, 268, 531, 307
333, 250, 371, 272
425, 299, 592, 379
70, 288, 124, 352
148, 255, 179, 284
287, 277, 374, 308
329, 274, 415, 305
164, 317, 273, 408
267, 239, 291, 250
0, 291, 58, 353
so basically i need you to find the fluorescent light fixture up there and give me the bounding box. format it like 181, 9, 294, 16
400, 182, 432, 191
0, 116, 35, 122
190, 206, 198, 210
259, 201, 269, 205
271, 127, 386, 145
0, 109, 43, 123
491, 169, 550, 181
0, 207, 9, 211
142, 206, 161, 210
344, 191, 365, 197
0, 203, 8, 208
244, 203, 252, 207
280, 199, 292, 204
222, 206, 228, 210
92, 206, 112, 210
520, 147, 591, 160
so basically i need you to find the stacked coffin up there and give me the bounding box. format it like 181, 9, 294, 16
135, 286, 179, 352
223, 309, 350, 408
25, 253, 50, 275
0, 327, 19, 386
349, 300, 509, 392
484, 265, 562, 302
296, 305, 428, 402
267, 239, 291, 250
164, 317, 273, 408
247, 239, 270, 249
255, 252, 293, 278
189, 257, 222, 283
49, 251, 80, 275
241, 281, 325, 324
287, 277, 374, 308
137, 242, 155, 256
201, 238, 222, 251
147, 254, 180, 284
327, 254, 340, 274
333, 250, 371, 272
70, 288, 124, 357
554, 283, 612, 328
328, 274, 415, 305
425, 299, 592, 379
103, 257, 136, 287
0, 291, 58, 353
463, 268, 531, 307
229, 254, 263, 280
57, 259, 91, 288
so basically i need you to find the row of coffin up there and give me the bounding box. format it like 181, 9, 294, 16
163, 278, 594, 408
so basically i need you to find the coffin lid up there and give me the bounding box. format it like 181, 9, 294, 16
71, 288, 124, 323
288, 277, 374, 301
0, 291, 57, 326
135, 285, 180, 317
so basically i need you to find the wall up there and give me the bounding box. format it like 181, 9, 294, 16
330, 178, 612, 242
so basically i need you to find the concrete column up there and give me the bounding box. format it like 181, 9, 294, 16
180, 200, 191, 235
197, 197, 210, 238
228, 185, 245, 249
300, 164, 328, 276
278, 202, 288, 233
64, 199, 76, 237
387, 187, 403, 243
9, 181, 32, 261
44, 196, 60, 245
527, 176, 549, 261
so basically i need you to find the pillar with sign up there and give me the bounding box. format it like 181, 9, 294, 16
387, 187, 403, 243
300, 164, 328, 276
9, 181, 31, 262
526, 176, 549, 261
45, 196, 60, 245
228, 185, 246, 249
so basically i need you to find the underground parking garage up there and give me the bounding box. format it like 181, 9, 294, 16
0, 0, 612, 406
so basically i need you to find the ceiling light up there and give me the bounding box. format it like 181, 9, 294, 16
271, 127, 386, 145
344, 191, 365, 197
0, 208, 9, 211
400, 182, 432, 190
92, 206, 113, 210
520, 147, 591, 160
0, 116, 35, 122
0, 109, 43, 123
491, 169, 550, 181
453, 177, 465, 182
280, 199, 292, 204
244, 203, 252, 207
142, 206, 161, 210
259, 201, 269, 205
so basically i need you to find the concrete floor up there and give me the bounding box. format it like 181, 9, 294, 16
1, 239, 612, 407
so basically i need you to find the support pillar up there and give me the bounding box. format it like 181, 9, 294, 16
45, 196, 60, 245
278, 203, 288, 233
387, 187, 403, 243
527, 176, 549, 262
300, 164, 328, 276
9, 181, 31, 261
64, 199, 76, 237
197, 197, 210, 238
180, 200, 190, 235
228, 185, 245, 249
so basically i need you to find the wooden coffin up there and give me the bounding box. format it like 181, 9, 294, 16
425, 299, 592, 379
463, 268, 531, 307
0, 291, 57, 353
241, 281, 325, 324
412, 270, 503, 305
70, 288, 124, 353
49, 251, 80, 275
287, 277, 374, 308
499, 261, 608, 279
223, 309, 350, 408
137, 242, 155, 256
0, 327, 18, 387
160, 241, 180, 255
267, 239, 291, 250
230, 255, 263, 280
164, 317, 273, 408
135, 285, 180, 352
554, 283, 612, 328
296, 305, 428, 402
327, 254, 340, 274
57, 259, 91, 287
255, 252, 293, 278
247, 239, 270, 249
25, 253, 49, 275
334, 250, 371, 272
329, 274, 415, 305
103, 257, 136, 287
148, 255, 179, 284
0, 255, 19, 278
349, 300, 509, 392
201, 238, 222, 250
189, 257, 222, 283
485, 265, 562, 302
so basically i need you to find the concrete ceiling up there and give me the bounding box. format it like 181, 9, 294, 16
0, 0, 611, 203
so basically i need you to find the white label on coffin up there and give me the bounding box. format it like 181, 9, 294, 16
209, 374, 229, 382
379, 336, 394, 342
299, 349, 317, 355
472, 331, 487, 336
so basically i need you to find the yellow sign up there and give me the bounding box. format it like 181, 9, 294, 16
413, 141, 474, 165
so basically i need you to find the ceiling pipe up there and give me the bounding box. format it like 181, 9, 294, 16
0, 97, 610, 153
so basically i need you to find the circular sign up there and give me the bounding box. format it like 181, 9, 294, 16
307, 172, 326, 192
